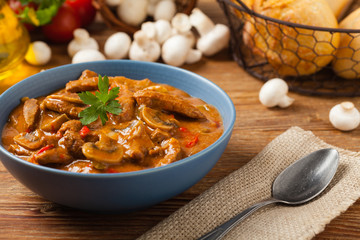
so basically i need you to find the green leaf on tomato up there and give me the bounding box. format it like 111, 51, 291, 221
17, 0, 65, 26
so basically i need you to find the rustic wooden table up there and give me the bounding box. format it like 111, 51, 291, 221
1, 0, 360, 239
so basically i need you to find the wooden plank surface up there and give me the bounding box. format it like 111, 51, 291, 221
1, 0, 360, 239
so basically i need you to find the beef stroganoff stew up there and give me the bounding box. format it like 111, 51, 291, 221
2, 70, 223, 173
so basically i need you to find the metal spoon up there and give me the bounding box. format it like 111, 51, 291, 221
198, 148, 339, 240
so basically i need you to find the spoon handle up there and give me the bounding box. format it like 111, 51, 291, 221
197, 198, 279, 240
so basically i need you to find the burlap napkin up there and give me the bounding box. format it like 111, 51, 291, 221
138, 126, 360, 240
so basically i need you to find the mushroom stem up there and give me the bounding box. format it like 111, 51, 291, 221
189, 8, 230, 56
277, 95, 295, 108
189, 8, 215, 36
341, 101, 355, 110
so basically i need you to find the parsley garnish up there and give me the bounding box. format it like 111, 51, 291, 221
78, 75, 122, 125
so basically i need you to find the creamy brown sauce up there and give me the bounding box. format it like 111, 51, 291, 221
2, 70, 223, 173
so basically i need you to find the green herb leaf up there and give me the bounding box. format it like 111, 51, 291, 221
78, 91, 98, 105
98, 74, 109, 96
78, 74, 122, 125
105, 100, 122, 115
17, 0, 65, 26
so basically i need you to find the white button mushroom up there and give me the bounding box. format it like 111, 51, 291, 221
141, 20, 172, 45
154, 0, 176, 21
104, 32, 131, 59
189, 8, 230, 56
190, 8, 214, 36
154, 20, 172, 44
259, 78, 294, 108
141, 21, 157, 39
72, 49, 106, 63
171, 13, 192, 34
171, 13, 196, 47
129, 30, 161, 62
25, 41, 52, 66
117, 0, 148, 26
185, 49, 202, 64
67, 28, 99, 58
147, 0, 160, 16
162, 34, 201, 66
329, 101, 360, 131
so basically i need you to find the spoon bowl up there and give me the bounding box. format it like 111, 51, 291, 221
198, 148, 339, 240
273, 148, 339, 204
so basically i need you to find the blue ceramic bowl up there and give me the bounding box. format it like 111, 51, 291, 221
0, 60, 235, 212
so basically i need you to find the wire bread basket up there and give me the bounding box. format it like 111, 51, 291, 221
217, 0, 360, 96
92, 0, 197, 35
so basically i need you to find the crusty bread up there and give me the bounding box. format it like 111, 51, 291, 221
326, 0, 354, 19
242, 0, 340, 76
332, 7, 360, 79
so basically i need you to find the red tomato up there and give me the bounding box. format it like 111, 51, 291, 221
41, 3, 81, 43
65, 0, 96, 27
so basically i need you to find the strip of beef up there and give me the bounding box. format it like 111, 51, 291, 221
79, 70, 98, 80
47, 92, 84, 104
155, 137, 182, 167
58, 130, 85, 158
58, 120, 83, 135
41, 114, 69, 132
42, 97, 85, 118
109, 85, 135, 123
23, 98, 40, 130
111, 76, 151, 91
66, 77, 98, 92
34, 147, 72, 165
65, 75, 151, 93
150, 128, 171, 143
118, 120, 155, 160
134, 90, 206, 119
9, 144, 33, 156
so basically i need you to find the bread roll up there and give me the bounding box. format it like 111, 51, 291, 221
242, 0, 340, 76
332, 8, 360, 79
326, 0, 354, 19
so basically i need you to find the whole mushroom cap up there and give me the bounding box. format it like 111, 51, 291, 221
259, 78, 294, 108
329, 101, 360, 131
25, 41, 52, 66
161, 35, 191, 66
72, 49, 106, 63
104, 32, 131, 59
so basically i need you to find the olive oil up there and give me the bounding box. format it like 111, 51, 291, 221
0, 0, 30, 80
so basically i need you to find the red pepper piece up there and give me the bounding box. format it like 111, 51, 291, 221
106, 168, 118, 173
79, 125, 90, 139
179, 127, 188, 133
186, 133, 199, 148
36, 144, 54, 155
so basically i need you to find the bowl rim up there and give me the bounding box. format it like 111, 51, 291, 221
0, 60, 236, 178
